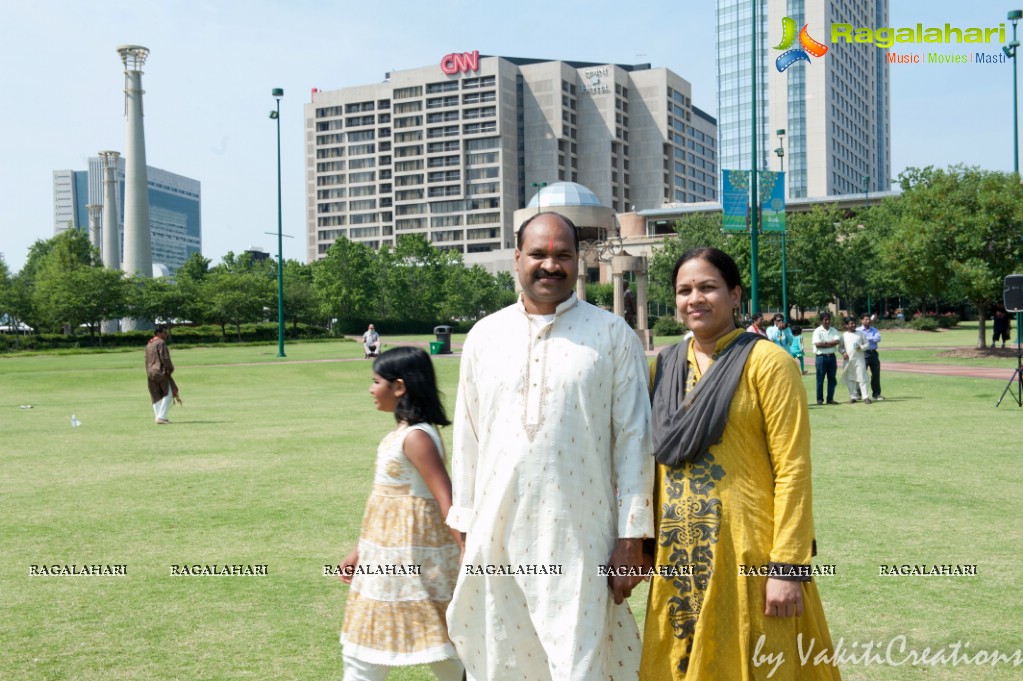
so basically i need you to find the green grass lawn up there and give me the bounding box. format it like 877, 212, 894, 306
1, 339, 1021, 680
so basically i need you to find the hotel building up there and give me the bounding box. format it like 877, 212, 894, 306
304, 54, 718, 259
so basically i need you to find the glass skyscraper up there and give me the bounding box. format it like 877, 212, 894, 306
52, 160, 201, 275
717, 0, 890, 198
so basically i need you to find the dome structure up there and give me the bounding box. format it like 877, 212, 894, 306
527, 181, 602, 209
514, 181, 616, 250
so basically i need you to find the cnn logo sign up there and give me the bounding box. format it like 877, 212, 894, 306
440, 50, 480, 75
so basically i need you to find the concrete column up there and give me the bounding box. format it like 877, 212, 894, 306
612, 271, 624, 317
118, 45, 153, 331
99, 151, 121, 271
576, 257, 587, 302
99, 151, 122, 334
636, 261, 652, 350
86, 204, 103, 252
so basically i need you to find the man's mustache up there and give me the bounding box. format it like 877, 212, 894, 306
534, 269, 566, 280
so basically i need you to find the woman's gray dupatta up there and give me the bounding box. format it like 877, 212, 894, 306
651, 332, 763, 467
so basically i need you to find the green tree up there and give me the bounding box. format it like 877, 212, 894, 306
443, 264, 500, 320
176, 252, 212, 284
379, 235, 455, 321
878, 166, 1023, 347
16, 230, 101, 332
34, 266, 130, 340
649, 214, 728, 308
131, 275, 188, 325
204, 271, 272, 340
313, 237, 379, 325
0, 256, 10, 321
30, 230, 121, 337
495, 270, 517, 308
278, 260, 323, 329
785, 205, 848, 314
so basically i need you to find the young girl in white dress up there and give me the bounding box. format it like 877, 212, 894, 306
339, 347, 463, 681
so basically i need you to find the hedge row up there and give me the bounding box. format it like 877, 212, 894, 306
0, 323, 330, 353
0, 318, 483, 354
329, 318, 475, 335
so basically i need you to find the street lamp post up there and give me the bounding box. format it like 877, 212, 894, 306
271, 87, 285, 358
530, 181, 548, 214
1005, 10, 1022, 175
775, 129, 788, 321
749, 0, 761, 315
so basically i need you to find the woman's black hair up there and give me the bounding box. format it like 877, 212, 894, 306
670, 247, 743, 291
372, 346, 451, 427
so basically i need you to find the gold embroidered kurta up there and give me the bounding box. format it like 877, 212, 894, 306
447, 294, 654, 681
641, 329, 841, 680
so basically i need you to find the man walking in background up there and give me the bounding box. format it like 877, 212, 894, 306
145, 324, 178, 424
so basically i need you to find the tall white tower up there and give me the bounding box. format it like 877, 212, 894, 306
118, 45, 153, 330
118, 45, 152, 277
99, 150, 122, 333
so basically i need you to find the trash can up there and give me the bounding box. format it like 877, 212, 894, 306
429, 341, 443, 355
433, 325, 452, 354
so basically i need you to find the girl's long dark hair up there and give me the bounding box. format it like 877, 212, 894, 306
372, 346, 451, 427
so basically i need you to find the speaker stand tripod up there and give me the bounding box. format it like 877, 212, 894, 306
996, 312, 1023, 408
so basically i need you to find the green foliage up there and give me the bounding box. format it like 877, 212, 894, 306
585, 282, 614, 309
784, 205, 849, 311
204, 271, 273, 340
0, 323, 330, 353
909, 316, 940, 331
30, 230, 125, 335
877, 165, 1023, 346
0, 255, 12, 324
649, 214, 729, 307
378, 234, 455, 321
443, 264, 500, 320
314, 237, 380, 321
130, 275, 188, 323
175, 252, 212, 283
653, 315, 685, 336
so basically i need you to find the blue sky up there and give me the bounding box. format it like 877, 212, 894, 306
0, 0, 1019, 272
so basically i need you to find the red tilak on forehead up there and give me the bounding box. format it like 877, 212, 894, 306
548, 236, 554, 251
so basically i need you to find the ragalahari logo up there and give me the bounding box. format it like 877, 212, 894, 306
774, 17, 829, 71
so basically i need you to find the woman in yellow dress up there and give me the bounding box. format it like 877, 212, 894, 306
641, 248, 841, 680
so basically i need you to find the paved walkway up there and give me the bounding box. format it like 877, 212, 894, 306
879, 361, 1017, 381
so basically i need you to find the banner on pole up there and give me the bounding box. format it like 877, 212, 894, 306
760, 171, 786, 233
722, 170, 749, 232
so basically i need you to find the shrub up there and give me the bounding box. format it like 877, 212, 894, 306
585, 282, 614, 309
909, 317, 939, 331
653, 315, 685, 336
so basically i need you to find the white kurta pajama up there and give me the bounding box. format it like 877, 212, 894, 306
840, 329, 869, 400
446, 294, 654, 681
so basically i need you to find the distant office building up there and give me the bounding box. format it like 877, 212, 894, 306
716, 0, 890, 198
52, 159, 201, 275
304, 53, 718, 259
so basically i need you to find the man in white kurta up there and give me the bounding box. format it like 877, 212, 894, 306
840, 317, 871, 403
446, 212, 654, 681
